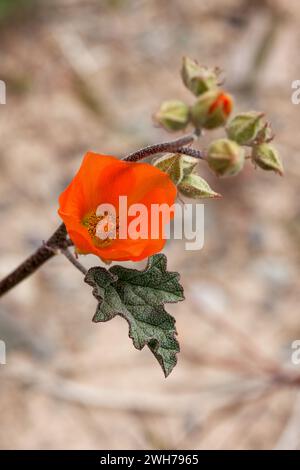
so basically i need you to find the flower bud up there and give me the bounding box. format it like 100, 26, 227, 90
207, 138, 245, 177
190, 90, 233, 129
181, 56, 219, 96
252, 143, 283, 175
155, 100, 189, 132
226, 111, 265, 145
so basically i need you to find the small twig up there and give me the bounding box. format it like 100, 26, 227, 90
61, 247, 87, 275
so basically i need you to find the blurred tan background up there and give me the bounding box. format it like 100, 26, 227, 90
0, 0, 300, 450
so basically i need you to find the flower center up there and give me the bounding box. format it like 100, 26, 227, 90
82, 210, 119, 248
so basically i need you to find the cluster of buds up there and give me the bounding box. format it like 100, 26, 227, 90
153, 57, 283, 200
155, 56, 233, 132
206, 112, 283, 177
225, 112, 283, 175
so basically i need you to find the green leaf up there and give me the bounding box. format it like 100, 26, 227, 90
178, 173, 221, 199
84, 254, 184, 377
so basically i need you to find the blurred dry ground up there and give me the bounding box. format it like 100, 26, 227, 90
0, 0, 300, 449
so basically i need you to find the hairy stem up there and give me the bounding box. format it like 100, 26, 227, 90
61, 247, 88, 275
176, 147, 205, 159
124, 133, 197, 161
0, 224, 70, 297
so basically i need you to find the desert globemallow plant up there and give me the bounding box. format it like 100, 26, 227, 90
0, 57, 283, 377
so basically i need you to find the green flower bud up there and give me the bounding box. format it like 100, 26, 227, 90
181, 56, 219, 96
252, 143, 283, 175
207, 138, 245, 177
226, 111, 265, 145
178, 174, 221, 199
190, 90, 233, 130
155, 100, 189, 132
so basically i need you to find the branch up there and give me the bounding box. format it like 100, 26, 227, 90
176, 146, 205, 159
124, 133, 197, 161
0, 223, 70, 298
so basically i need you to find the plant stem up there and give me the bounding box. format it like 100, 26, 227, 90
176, 147, 205, 159
61, 248, 88, 275
0, 223, 70, 298
124, 133, 197, 161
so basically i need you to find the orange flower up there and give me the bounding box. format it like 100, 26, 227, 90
58, 152, 177, 262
